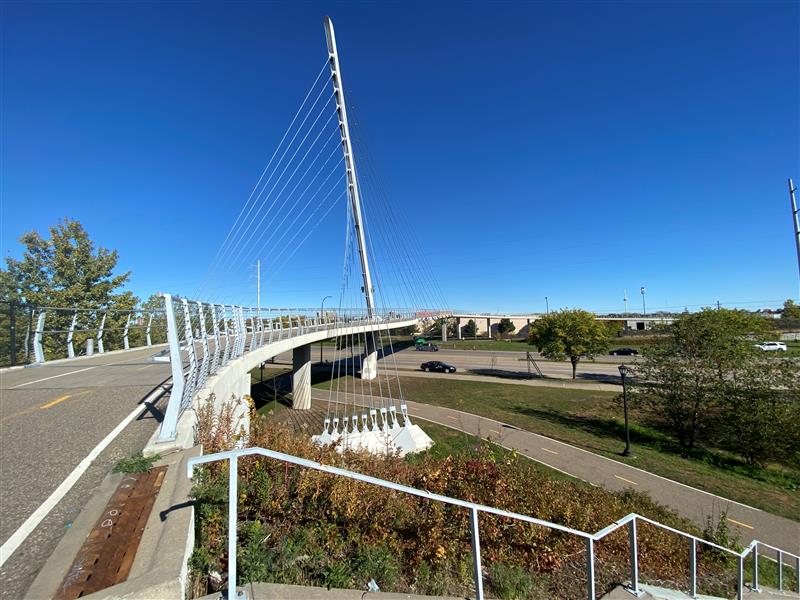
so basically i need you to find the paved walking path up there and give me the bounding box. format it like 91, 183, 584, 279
308, 390, 800, 555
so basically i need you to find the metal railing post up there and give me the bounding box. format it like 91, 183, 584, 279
222, 307, 231, 365
795, 555, 799, 594
182, 298, 198, 407
227, 455, 243, 600
737, 555, 744, 600
469, 507, 484, 600
123, 313, 131, 350
146, 313, 153, 346
97, 311, 107, 354
689, 538, 697, 598
33, 311, 46, 363
157, 294, 185, 442
67, 311, 78, 358
211, 305, 221, 374
752, 543, 759, 592
197, 302, 210, 389
586, 538, 595, 600
628, 518, 639, 595
776, 550, 782, 591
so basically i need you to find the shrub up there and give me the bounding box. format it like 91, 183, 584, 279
189, 413, 736, 599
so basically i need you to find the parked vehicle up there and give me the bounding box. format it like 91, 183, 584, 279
754, 341, 787, 352
421, 361, 456, 373
415, 343, 439, 352
609, 348, 639, 356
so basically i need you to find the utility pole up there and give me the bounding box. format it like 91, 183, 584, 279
789, 178, 800, 288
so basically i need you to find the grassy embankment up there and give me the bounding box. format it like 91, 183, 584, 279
190, 401, 798, 600
312, 375, 800, 521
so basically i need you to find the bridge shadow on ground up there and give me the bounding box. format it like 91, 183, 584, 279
468, 368, 544, 380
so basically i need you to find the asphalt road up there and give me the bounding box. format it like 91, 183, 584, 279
0, 347, 171, 600
305, 346, 629, 382
309, 389, 800, 556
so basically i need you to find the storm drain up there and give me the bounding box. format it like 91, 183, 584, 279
55, 466, 167, 599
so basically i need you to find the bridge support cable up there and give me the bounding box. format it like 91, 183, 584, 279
194, 60, 331, 299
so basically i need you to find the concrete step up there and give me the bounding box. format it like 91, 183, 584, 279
601, 584, 725, 600
602, 583, 799, 600
743, 586, 800, 599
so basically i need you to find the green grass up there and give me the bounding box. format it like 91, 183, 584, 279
113, 452, 161, 473
313, 375, 800, 521
410, 419, 578, 484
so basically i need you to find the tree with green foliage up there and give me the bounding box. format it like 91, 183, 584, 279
497, 318, 516, 339
782, 299, 800, 319
429, 317, 456, 339
2, 219, 132, 308
632, 308, 771, 454
717, 357, 800, 467
0, 219, 137, 359
462, 319, 478, 338
527, 309, 610, 379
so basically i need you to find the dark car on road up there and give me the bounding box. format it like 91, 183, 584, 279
415, 343, 439, 352
421, 361, 456, 373
609, 348, 638, 356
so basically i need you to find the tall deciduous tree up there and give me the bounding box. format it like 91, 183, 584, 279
497, 318, 516, 339
1, 220, 136, 359
632, 308, 771, 454
527, 309, 610, 379
782, 299, 800, 319
2, 219, 132, 308
463, 319, 478, 338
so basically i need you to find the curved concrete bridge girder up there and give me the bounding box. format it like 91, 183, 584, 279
146, 318, 421, 454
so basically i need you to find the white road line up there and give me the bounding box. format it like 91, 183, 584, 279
10, 366, 97, 388
9, 354, 157, 389
0, 385, 166, 568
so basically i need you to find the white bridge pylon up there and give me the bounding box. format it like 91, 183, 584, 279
310, 17, 432, 456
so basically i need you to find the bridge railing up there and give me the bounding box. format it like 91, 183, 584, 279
188, 446, 800, 600
158, 293, 435, 442
0, 301, 167, 366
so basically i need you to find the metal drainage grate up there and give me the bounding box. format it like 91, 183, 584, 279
55, 466, 167, 599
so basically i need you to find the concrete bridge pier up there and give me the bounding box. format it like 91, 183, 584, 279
292, 343, 312, 410
456, 317, 462, 340
361, 334, 378, 380
486, 318, 492, 339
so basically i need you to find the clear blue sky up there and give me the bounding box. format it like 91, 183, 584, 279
2, 1, 798, 313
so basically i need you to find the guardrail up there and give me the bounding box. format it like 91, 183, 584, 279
188, 447, 800, 600
159, 293, 444, 442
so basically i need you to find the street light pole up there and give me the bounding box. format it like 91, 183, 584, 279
640, 287, 646, 318
618, 365, 633, 457
545, 296, 550, 315
320, 295, 332, 363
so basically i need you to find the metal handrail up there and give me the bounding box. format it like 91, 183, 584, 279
188, 447, 800, 600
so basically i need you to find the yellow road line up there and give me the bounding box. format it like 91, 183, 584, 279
489, 429, 501, 435
446, 415, 458, 421
614, 474, 638, 486
726, 517, 754, 530
540, 447, 559, 455
39, 394, 72, 409
39, 390, 90, 410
